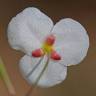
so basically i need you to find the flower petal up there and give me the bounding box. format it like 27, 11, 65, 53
41, 59, 67, 87
19, 55, 67, 87
19, 55, 41, 79
7, 7, 54, 55
52, 18, 89, 66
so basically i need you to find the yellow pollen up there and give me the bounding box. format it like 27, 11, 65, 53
42, 43, 54, 54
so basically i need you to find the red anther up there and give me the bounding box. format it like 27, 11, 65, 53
51, 50, 61, 60
32, 49, 44, 57
45, 34, 55, 45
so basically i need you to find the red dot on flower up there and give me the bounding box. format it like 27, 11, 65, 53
32, 48, 44, 57
45, 34, 55, 45
51, 50, 61, 60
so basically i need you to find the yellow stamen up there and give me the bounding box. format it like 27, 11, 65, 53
42, 43, 54, 54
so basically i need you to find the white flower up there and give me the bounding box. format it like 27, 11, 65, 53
7, 7, 89, 87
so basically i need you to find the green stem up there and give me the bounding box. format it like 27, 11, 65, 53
0, 57, 15, 95
25, 55, 50, 96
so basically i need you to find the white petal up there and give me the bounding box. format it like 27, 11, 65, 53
52, 18, 89, 66
19, 55, 41, 77
42, 59, 67, 87
7, 7, 53, 55
21, 7, 54, 42
19, 55, 67, 87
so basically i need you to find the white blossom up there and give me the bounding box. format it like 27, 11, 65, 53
7, 7, 89, 87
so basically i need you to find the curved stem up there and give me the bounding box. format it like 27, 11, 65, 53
25, 55, 50, 96
0, 57, 15, 96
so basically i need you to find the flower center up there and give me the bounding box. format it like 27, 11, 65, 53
32, 34, 61, 60
42, 43, 53, 54
42, 34, 55, 54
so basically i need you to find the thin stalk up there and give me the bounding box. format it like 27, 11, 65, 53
26, 56, 44, 78
25, 55, 50, 96
0, 57, 15, 96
